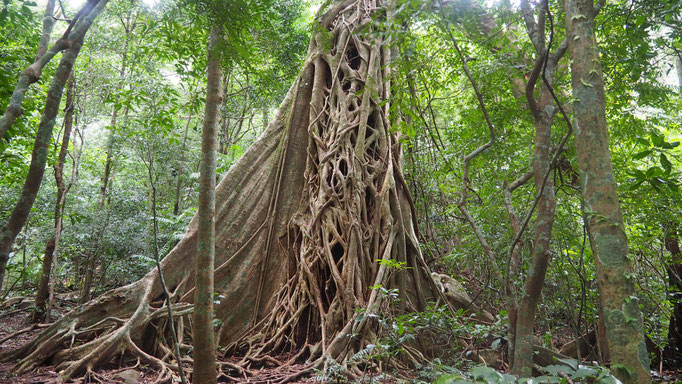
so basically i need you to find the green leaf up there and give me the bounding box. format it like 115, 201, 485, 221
635, 137, 650, 147
632, 150, 652, 160
629, 180, 645, 190
646, 166, 663, 178
435, 374, 471, 384
470, 366, 504, 382
556, 357, 579, 370
650, 132, 665, 147
660, 153, 672, 174
572, 366, 599, 379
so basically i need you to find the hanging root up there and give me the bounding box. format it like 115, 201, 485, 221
218, 0, 438, 374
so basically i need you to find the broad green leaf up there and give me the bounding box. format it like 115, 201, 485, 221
632, 150, 652, 160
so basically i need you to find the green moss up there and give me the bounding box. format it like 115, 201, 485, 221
594, 233, 627, 267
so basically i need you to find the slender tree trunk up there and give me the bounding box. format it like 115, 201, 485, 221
173, 113, 192, 216
193, 25, 222, 384
83, 22, 134, 302
35, 0, 57, 61
99, 33, 131, 206
565, 1, 650, 382
0, 0, 107, 142
513, 84, 558, 375
511, 1, 565, 372
33, 75, 75, 322
99, 134, 116, 207
80, 259, 96, 303
0, 36, 86, 292
79, 212, 109, 304
663, 226, 682, 366
664, 53, 682, 367
675, 52, 682, 102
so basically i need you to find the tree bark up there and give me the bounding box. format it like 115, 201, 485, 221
80, 258, 96, 303
35, 0, 57, 61
33, 75, 76, 322
663, 227, 682, 367
512, 82, 558, 376
99, 13, 134, 207
173, 113, 192, 216
675, 51, 682, 102
663, 51, 682, 368
511, 1, 564, 374
193, 25, 222, 384
81, 13, 136, 302
565, 1, 651, 382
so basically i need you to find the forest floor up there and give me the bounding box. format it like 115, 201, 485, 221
1, 294, 681, 383
0, 294, 335, 383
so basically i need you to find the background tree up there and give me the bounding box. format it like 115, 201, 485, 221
193, 23, 222, 384
564, 0, 650, 382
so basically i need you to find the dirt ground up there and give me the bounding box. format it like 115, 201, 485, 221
1, 297, 681, 383
0, 301, 314, 384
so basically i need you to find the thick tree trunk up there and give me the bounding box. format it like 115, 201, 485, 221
565, 1, 650, 382
33, 75, 76, 322
0, 35, 88, 292
193, 25, 221, 384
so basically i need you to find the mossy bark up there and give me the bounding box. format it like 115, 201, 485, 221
565, 1, 650, 382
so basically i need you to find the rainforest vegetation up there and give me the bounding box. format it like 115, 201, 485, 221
0, 0, 681, 383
